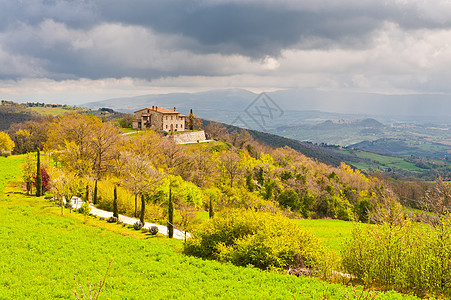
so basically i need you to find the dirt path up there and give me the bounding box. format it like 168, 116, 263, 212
71, 197, 189, 240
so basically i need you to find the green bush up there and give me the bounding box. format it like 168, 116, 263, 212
184, 209, 325, 271
342, 215, 451, 297
44, 193, 54, 200
77, 201, 91, 215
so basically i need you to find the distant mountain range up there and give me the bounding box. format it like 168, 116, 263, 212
82, 88, 451, 124
81, 88, 450, 162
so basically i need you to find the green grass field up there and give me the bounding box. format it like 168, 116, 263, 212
198, 212, 363, 254
334, 149, 427, 173
0, 156, 417, 299
353, 151, 423, 172
28, 106, 81, 116
294, 219, 368, 254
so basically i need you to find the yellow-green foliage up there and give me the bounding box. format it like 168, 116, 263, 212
342, 215, 451, 297
184, 209, 326, 270
154, 175, 203, 207
96, 179, 165, 223
0, 131, 14, 154
0, 154, 419, 299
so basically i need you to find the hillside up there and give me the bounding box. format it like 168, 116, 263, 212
203, 119, 355, 167
0, 156, 416, 299
0, 101, 40, 131
203, 119, 451, 180
80, 88, 450, 165
0, 101, 130, 133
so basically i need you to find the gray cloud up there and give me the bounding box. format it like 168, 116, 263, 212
1, 0, 451, 100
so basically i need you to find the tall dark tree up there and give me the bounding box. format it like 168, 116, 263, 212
189, 109, 194, 130
168, 185, 174, 238
93, 180, 98, 205
113, 185, 119, 219
85, 184, 89, 202
209, 198, 214, 219
140, 194, 145, 224
35, 147, 42, 197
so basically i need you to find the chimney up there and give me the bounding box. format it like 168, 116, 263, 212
152, 105, 154, 110
174, 107, 176, 112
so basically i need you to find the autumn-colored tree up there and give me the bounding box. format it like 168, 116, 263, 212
50, 169, 74, 216
91, 121, 121, 181
0, 131, 14, 155
21, 153, 35, 195
9, 119, 50, 154
47, 113, 100, 177
119, 151, 162, 217
186, 147, 217, 187
188, 109, 202, 131
122, 129, 164, 166
176, 200, 199, 232
204, 121, 227, 140
161, 139, 186, 173
13, 129, 33, 154
422, 177, 451, 219
35, 167, 51, 193
220, 151, 243, 188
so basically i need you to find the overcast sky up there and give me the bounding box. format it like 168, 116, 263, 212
2, 0, 451, 104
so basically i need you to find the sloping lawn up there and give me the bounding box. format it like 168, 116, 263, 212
0, 156, 417, 299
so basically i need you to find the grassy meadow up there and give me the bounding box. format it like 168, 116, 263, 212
27, 106, 81, 117
294, 219, 364, 253
0, 156, 418, 299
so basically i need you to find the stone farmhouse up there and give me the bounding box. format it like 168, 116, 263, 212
132, 106, 187, 132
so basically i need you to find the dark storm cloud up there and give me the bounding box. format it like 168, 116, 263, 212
1, 0, 451, 81
3, 0, 446, 56
96, 0, 388, 56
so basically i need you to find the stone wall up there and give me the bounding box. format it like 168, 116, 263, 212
171, 130, 207, 144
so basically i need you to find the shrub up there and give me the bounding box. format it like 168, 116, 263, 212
149, 226, 159, 235
77, 201, 91, 215
342, 215, 451, 297
133, 220, 143, 230
184, 209, 326, 271
107, 216, 118, 223
44, 193, 54, 200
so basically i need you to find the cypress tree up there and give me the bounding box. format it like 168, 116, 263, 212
93, 180, 98, 205
168, 185, 174, 238
189, 109, 194, 130
35, 147, 42, 197
85, 184, 89, 202
209, 198, 214, 219
140, 194, 145, 225
257, 167, 264, 186
113, 185, 118, 219
245, 172, 254, 192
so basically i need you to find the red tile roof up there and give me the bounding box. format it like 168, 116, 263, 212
134, 107, 187, 117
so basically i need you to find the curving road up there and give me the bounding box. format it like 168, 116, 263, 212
70, 197, 189, 240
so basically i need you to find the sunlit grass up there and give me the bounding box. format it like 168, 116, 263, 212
0, 156, 416, 299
